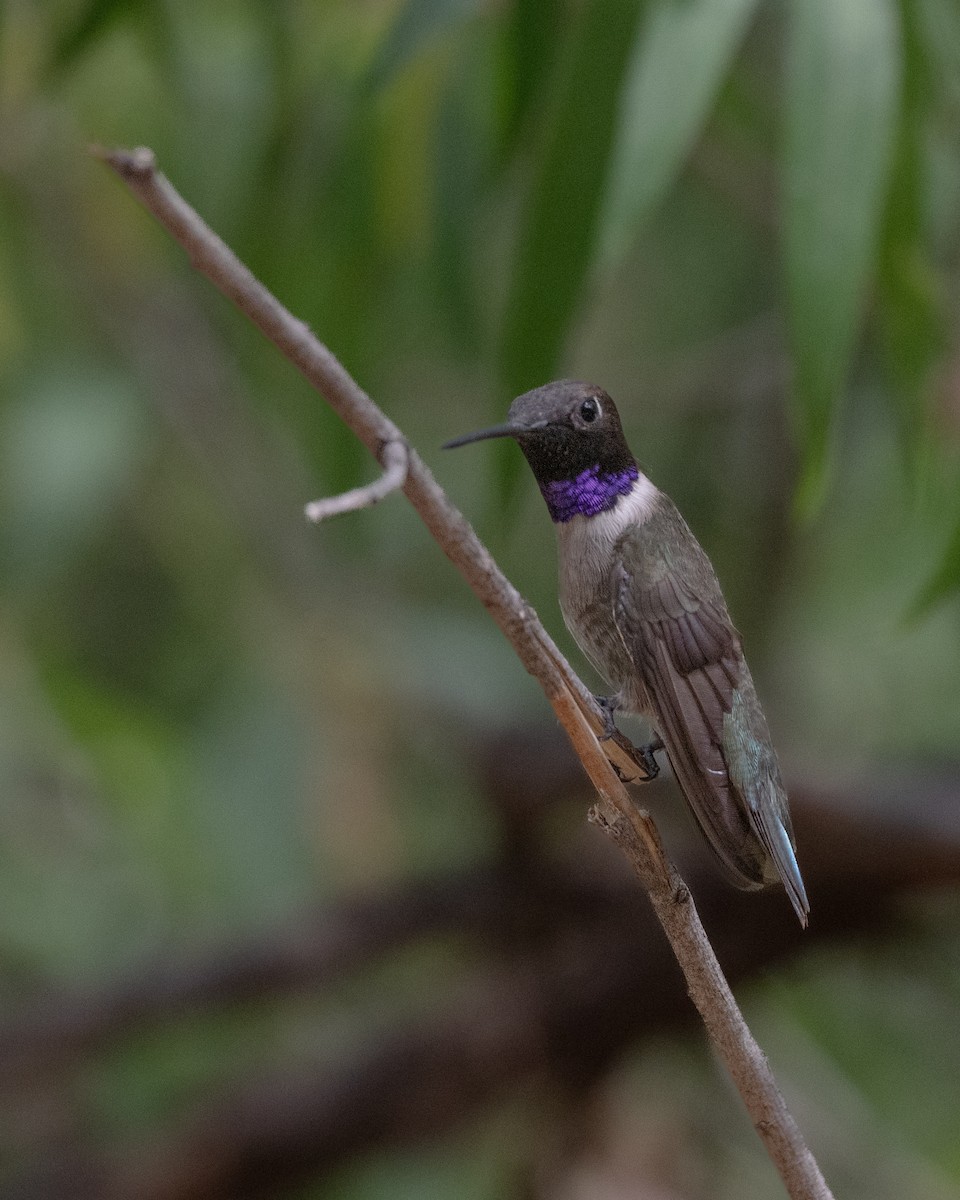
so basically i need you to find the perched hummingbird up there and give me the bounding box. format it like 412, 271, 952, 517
445, 379, 809, 926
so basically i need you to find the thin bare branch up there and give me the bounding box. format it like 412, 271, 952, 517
304, 438, 408, 523
96, 144, 833, 1200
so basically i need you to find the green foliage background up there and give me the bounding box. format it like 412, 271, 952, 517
1, 0, 960, 1196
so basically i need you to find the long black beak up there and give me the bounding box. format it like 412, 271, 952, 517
442, 420, 544, 450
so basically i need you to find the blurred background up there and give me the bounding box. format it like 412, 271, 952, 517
1, 0, 960, 1196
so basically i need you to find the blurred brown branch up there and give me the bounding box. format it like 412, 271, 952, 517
93, 144, 831, 1199
6, 766, 960, 1199
5, 757, 959, 1077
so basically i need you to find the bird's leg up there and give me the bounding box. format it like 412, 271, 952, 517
593, 694, 619, 741
594, 698, 661, 783
636, 736, 664, 779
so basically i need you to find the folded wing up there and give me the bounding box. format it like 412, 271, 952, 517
611, 556, 772, 889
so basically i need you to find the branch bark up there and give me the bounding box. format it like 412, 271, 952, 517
94, 144, 833, 1200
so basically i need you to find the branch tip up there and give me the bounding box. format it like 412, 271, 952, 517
305, 439, 408, 524
91, 143, 157, 181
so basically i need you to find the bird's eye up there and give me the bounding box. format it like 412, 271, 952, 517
579, 397, 601, 424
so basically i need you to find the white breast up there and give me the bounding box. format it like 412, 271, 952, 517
557, 472, 658, 597
555, 472, 659, 686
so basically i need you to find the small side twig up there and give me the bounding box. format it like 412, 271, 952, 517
304, 439, 408, 523
96, 144, 833, 1200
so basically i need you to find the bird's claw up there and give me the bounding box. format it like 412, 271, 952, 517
637, 737, 664, 780
594, 697, 662, 784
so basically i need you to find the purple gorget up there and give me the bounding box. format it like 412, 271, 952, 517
540, 462, 639, 523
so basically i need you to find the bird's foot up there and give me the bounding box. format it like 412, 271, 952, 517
594, 695, 619, 741
637, 736, 664, 780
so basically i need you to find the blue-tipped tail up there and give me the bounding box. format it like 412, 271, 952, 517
751, 783, 809, 927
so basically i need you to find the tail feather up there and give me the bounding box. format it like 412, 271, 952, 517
750, 781, 809, 927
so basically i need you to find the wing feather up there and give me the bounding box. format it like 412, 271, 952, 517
611, 552, 768, 890
607, 508, 808, 920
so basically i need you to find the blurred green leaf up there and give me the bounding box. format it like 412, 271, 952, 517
911, 511, 960, 618
599, 0, 760, 269
365, 0, 479, 93
301, 110, 382, 498
876, 0, 943, 479
50, 0, 130, 73
49, 0, 175, 79
497, 0, 643, 507
496, 0, 565, 162
433, 73, 484, 352
917, 0, 960, 113
784, 0, 901, 514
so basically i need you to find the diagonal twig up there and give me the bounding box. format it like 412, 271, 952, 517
305, 438, 408, 522
95, 143, 833, 1200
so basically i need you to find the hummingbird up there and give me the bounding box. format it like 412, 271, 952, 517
445, 379, 809, 926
